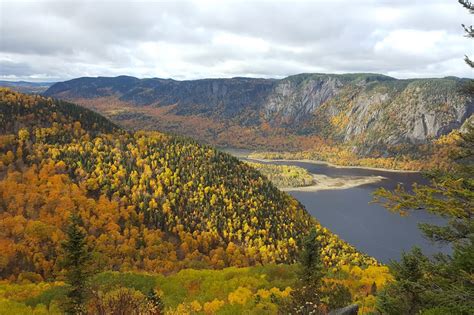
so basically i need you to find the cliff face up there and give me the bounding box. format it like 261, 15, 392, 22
263, 75, 344, 126
311, 78, 473, 152
47, 76, 275, 123
44, 73, 473, 153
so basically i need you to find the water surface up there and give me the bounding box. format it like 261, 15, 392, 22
234, 153, 450, 263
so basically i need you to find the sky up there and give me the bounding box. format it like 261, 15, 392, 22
0, 0, 473, 82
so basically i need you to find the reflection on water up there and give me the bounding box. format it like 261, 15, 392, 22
225, 149, 450, 263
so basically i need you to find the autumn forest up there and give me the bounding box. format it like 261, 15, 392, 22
1, 0, 474, 314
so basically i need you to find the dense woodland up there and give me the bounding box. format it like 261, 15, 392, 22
1, 1, 473, 314
0, 84, 471, 314
0, 88, 388, 314
244, 162, 314, 188
0, 263, 392, 314
248, 130, 463, 172
63, 95, 464, 172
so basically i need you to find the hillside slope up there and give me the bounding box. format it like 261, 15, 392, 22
44, 74, 473, 154
0, 88, 375, 281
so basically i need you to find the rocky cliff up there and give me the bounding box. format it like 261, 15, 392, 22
44, 73, 473, 154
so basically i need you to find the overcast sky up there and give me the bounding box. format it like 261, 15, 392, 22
0, 0, 473, 82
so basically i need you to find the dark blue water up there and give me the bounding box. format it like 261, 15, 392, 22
247, 158, 450, 263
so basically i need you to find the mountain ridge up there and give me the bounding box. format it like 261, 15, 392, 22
44, 73, 474, 155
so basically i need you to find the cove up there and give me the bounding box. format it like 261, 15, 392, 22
231, 150, 451, 263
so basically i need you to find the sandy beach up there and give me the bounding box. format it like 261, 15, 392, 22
281, 174, 386, 192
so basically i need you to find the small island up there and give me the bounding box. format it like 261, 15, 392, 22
246, 161, 385, 191
245, 161, 314, 188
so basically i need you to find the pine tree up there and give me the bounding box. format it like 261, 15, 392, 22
459, 0, 474, 67
376, 248, 428, 315
374, 119, 474, 313
285, 227, 326, 314
299, 227, 324, 287
146, 289, 165, 315
61, 214, 93, 314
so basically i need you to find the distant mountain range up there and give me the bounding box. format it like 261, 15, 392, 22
0, 80, 55, 94
43, 73, 473, 154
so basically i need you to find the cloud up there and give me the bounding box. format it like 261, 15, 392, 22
0, 0, 472, 81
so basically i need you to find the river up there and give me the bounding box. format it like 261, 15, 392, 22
222, 149, 450, 263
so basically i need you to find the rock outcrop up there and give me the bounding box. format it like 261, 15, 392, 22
44, 73, 473, 154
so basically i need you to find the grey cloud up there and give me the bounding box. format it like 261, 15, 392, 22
0, 60, 36, 76
0, 0, 472, 81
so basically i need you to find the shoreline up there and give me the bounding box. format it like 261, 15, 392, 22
245, 157, 421, 174
280, 174, 386, 192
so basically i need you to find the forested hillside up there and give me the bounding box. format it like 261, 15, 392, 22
43, 74, 473, 160
0, 88, 376, 282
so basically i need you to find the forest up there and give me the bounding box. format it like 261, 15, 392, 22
244, 162, 314, 188
0, 88, 389, 314
1, 0, 473, 313
247, 130, 463, 172
0, 80, 472, 314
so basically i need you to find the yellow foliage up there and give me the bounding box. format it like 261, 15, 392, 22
330, 111, 350, 131
203, 298, 225, 314
228, 286, 252, 305
190, 300, 202, 312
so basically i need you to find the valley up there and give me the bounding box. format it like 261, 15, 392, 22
0, 68, 472, 313
43, 73, 473, 172
2, 0, 473, 313
236, 156, 449, 263
1, 72, 470, 313
0, 88, 385, 314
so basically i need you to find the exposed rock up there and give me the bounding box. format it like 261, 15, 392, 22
328, 304, 359, 315
263, 75, 344, 125
44, 73, 473, 154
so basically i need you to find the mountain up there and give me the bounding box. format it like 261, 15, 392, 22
44, 74, 473, 154
0, 88, 375, 282
0, 80, 55, 94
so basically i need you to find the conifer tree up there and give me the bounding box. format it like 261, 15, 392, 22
374, 110, 474, 313
146, 289, 165, 315
286, 227, 326, 314
299, 227, 324, 287
61, 214, 93, 314
459, 0, 474, 67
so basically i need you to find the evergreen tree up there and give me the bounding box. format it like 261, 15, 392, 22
285, 228, 326, 314
459, 0, 474, 67
299, 227, 324, 287
61, 214, 93, 314
146, 289, 165, 315
376, 248, 428, 315
374, 124, 474, 313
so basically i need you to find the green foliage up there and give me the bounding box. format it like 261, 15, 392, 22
374, 122, 474, 314
284, 228, 327, 314
61, 215, 93, 314
0, 88, 376, 278
299, 228, 324, 286
24, 286, 66, 309
376, 248, 428, 315
91, 273, 157, 296
459, 0, 474, 67
0, 299, 57, 315
246, 161, 314, 188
